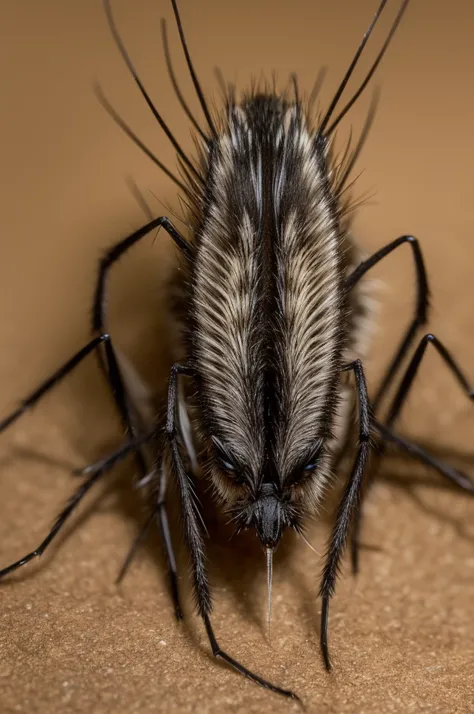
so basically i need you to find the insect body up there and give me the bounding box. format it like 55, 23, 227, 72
193, 97, 347, 530
1, 0, 473, 703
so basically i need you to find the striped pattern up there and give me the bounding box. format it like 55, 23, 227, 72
185, 94, 359, 511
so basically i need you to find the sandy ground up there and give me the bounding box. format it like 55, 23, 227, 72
0, 1, 473, 712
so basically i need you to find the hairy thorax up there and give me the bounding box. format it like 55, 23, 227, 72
172, 93, 375, 519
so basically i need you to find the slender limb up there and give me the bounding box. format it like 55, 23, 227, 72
346, 234, 431, 572
385, 333, 473, 428
70, 426, 155, 584
116, 458, 184, 621
0, 334, 110, 434
91, 216, 190, 614
166, 363, 297, 700
155, 459, 183, 620
116, 508, 155, 584
351, 334, 474, 573
93, 216, 191, 475
92, 216, 191, 391
93, 217, 191, 354
345, 235, 430, 414
0, 420, 154, 578
202, 614, 298, 701
349, 477, 373, 576
93, 217, 191, 337
373, 420, 474, 492
0, 464, 110, 579
166, 363, 211, 613
72, 429, 156, 477
319, 360, 371, 671
73, 434, 185, 620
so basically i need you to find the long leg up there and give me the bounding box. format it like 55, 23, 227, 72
116, 508, 155, 584
0, 427, 157, 579
345, 235, 429, 573
72, 429, 156, 477
319, 360, 371, 671
1, 218, 189, 444
0, 460, 112, 579
166, 363, 298, 701
74, 433, 184, 620
0, 220, 190, 586
373, 420, 474, 492
115, 458, 184, 621
92, 216, 191, 337
90, 216, 191, 615
154, 459, 183, 619
351, 333, 474, 571
0, 334, 110, 434
384, 333, 473, 428
91, 216, 191, 444
345, 235, 430, 414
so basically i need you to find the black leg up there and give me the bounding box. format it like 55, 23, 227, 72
0, 427, 155, 578
345, 235, 430, 414
384, 333, 473, 428
166, 363, 298, 700
0, 334, 110, 434
73, 433, 185, 620
92, 216, 191, 336
202, 613, 297, 700
0, 461, 111, 579
91, 217, 191, 469
72, 429, 156, 477
89, 216, 190, 616
351, 333, 474, 572
319, 360, 371, 671
349, 479, 371, 576
345, 235, 429, 573
154, 459, 183, 620
116, 458, 184, 621
373, 420, 474, 492
116, 508, 156, 584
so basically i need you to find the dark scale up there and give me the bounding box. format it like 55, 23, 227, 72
1, 0, 473, 703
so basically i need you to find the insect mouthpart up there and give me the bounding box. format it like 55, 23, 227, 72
234, 483, 298, 550
255, 483, 284, 549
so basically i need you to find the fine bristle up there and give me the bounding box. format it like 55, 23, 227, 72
187, 92, 349, 513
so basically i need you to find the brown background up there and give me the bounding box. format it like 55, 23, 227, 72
0, 1, 473, 712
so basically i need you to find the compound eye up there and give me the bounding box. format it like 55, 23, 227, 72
211, 436, 246, 486
211, 436, 237, 473
220, 457, 236, 472
299, 440, 324, 477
